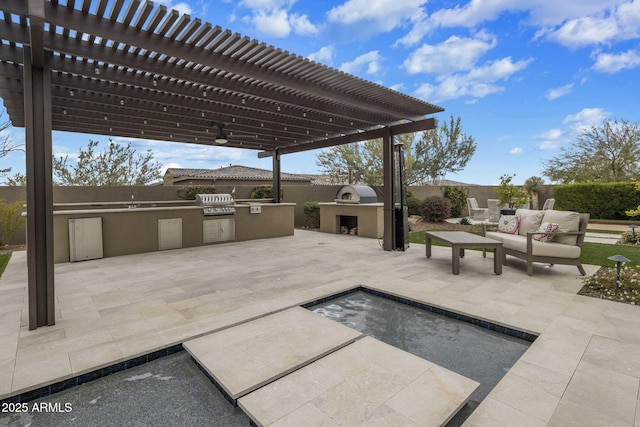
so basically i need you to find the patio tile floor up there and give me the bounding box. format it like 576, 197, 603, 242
1, 229, 639, 426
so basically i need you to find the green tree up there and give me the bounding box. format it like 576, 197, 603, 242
0, 110, 23, 178
316, 133, 417, 186
414, 115, 476, 184
316, 116, 476, 186
543, 119, 640, 183
52, 139, 161, 186
4, 172, 26, 186
523, 176, 545, 209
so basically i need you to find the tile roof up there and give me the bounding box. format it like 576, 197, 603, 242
165, 165, 318, 182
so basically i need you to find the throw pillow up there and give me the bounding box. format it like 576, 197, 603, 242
533, 222, 559, 242
498, 215, 519, 234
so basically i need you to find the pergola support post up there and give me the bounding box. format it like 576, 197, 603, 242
382, 127, 395, 251
24, 46, 55, 330
272, 149, 281, 203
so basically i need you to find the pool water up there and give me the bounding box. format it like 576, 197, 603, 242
309, 290, 531, 426
0, 352, 249, 427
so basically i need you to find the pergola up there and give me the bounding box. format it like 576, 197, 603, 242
0, 0, 443, 329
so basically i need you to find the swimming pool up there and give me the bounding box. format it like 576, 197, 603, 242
307, 289, 532, 426
0, 352, 249, 427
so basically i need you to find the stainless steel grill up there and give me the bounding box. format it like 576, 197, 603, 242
195, 194, 236, 216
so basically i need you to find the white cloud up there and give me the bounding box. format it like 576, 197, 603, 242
237, 0, 317, 38
116, 138, 250, 166
251, 9, 291, 37
403, 32, 497, 75
154, 1, 193, 15
546, 83, 574, 100
544, 1, 640, 48
290, 14, 318, 35
327, 0, 425, 32
239, 0, 295, 9
161, 162, 181, 176
396, 0, 517, 46
562, 107, 612, 133
395, 0, 640, 48
535, 128, 567, 150
308, 45, 334, 64
536, 107, 612, 151
509, 147, 524, 155
546, 17, 620, 48
592, 49, 640, 72
415, 57, 533, 102
388, 83, 405, 92
340, 51, 383, 75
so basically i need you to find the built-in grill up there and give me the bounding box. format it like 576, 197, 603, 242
335, 185, 377, 204
195, 194, 236, 216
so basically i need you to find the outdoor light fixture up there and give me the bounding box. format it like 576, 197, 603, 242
629, 224, 638, 244
608, 254, 631, 294
69, 89, 75, 96
215, 124, 228, 144
120, 98, 125, 105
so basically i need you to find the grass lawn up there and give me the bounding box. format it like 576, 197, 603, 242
409, 231, 640, 268
0, 253, 11, 278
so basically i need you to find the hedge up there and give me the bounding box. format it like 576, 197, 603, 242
553, 182, 640, 220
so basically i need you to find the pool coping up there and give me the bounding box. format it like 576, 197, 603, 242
1, 286, 536, 408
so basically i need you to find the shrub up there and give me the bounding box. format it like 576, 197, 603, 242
250, 185, 284, 199
406, 190, 422, 216
0, 199, 26, 246
582, 266, 640, 305
459, 217, 472, 225
618, 230, 639, 245
179, 185, 216, 200
495, 174, 530, 208
303, 201, 320, 228
420, 196, 451, 222
443, 186, 467, 218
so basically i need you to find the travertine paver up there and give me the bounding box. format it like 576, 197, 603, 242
183, 307, 361, 400
238, 337, 479, 426
1, 230, 639, 426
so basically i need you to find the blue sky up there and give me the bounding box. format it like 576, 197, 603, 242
2, 0, 640, 185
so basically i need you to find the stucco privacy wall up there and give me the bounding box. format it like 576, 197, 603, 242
0, 184, 554, 245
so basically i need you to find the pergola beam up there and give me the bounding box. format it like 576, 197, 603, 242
257, 118, 437, 157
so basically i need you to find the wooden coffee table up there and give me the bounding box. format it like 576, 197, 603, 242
425, 231, 503, 275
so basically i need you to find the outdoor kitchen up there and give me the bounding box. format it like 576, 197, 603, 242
318, 185, 384, 239
51, 196, 295, 263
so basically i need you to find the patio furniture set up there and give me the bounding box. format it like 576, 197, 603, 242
425, 207, 589, 276
466, 197, 556, 222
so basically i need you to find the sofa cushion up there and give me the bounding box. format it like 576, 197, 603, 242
516, 209, 544, 235
541, 210, 580, 245
492, 232, 581, 258
533, 222, 559, 242
498, 215, 519, 234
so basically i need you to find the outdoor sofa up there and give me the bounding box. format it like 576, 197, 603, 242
483, 209, 590, 276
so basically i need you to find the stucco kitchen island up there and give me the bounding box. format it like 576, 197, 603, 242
51, 201, 295, 263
